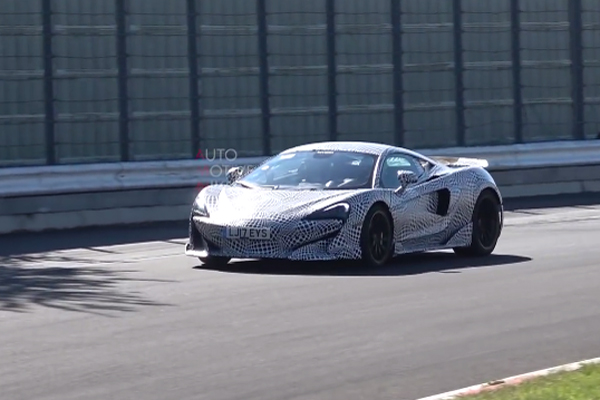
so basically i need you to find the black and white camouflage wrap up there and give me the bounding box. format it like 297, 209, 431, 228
186, 141, 503, 261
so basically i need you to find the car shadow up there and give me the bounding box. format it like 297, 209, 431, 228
193, 252, 532, 277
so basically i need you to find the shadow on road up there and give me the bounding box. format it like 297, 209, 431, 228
0, 254, 172, 315
193, 252, 532, 277
0, 222, 188, 258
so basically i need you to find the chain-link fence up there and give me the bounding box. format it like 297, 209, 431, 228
0, 0, 598, 167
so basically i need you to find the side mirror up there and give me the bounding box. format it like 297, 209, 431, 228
395, 170, 418, 193
226, 165, 257, 184
226, 166, 244, 184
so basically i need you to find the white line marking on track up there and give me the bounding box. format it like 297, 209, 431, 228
415, 357, 600, 400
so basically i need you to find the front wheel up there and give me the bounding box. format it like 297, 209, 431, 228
360, 204, 395, 267
453, 190, 502, 257
199, 256, 231, 267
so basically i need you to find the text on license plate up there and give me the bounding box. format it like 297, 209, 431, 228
225, 227, 272, 240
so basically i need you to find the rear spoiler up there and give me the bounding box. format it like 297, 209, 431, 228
430, 156, 489, 169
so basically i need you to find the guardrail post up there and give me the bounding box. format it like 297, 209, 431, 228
510, 0, 523, 144
187, 0, 201, 157
568, 0, 585, 140
452, 0, 466, 146
256, 0, 271, 156
115, 0, 130, 161
41, 0, 55, 165
326, 0, 338, 141
390, 0, 404, 146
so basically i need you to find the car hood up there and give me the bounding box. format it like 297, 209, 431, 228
197, 185, 368, 222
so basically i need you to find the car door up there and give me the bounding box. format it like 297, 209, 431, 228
378, 153, 452, 251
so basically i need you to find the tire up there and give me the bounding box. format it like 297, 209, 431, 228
199, 256, 231, 267
360, 203, 395, 267
453, 189, 502, 257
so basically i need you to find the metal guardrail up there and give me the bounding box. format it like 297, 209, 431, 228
2, 141, 599, 198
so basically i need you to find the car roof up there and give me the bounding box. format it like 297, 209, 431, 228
280, 141, 392, 156
280, 141, 432, 161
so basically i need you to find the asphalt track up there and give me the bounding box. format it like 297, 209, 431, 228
1, 195, 600, 400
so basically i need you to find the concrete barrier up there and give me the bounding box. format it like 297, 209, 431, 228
1, 140, 599, 235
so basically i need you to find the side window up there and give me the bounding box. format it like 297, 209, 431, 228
379, 154, 425, 189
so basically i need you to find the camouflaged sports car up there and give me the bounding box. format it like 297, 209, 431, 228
185, 141, 503, 267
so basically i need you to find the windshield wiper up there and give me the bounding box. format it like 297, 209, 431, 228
292, 184, 322, 191
236, 181, 279, 189
235, 181, 257, 189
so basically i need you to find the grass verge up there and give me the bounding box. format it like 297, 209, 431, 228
463, 364, 600, 400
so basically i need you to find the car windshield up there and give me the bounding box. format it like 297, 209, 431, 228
237, 150, 377, 190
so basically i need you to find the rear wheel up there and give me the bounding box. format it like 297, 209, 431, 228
199, 256, 231, 267
453, 190, 502, 257
360, 204, 394, 267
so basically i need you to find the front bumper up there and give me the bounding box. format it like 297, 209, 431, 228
185, 215, 360, 261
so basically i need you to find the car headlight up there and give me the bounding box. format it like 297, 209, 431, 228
192, 199, 209, 217
305, 203, 350, 222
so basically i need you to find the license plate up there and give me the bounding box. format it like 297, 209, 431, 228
224, 226, 272, 240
